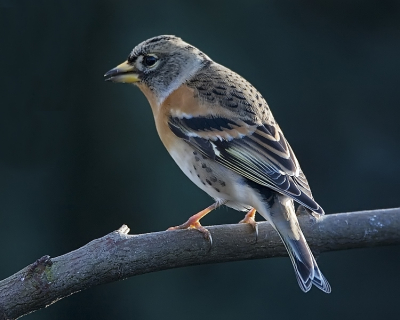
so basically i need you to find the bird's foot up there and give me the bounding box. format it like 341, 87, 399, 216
295, 205, 309, 216
167, 203, 220, 250
239, 208, 258, 242
168, 218, 212, 243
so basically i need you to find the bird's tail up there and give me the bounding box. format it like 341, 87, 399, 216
264, 194, 331, 293
277, 229, 331, 293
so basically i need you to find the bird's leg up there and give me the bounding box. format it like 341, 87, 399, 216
168, 200, 227, 246
239, 207, 258, 241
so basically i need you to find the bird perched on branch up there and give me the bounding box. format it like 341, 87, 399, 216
104, 35, 331, 293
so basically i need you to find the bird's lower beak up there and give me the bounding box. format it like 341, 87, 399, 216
104, 61, 140, 83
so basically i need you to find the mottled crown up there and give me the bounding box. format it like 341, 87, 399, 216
128, 35, 209, 62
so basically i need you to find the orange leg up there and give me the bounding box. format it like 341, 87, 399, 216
168, 201, 226, 245
239, 208, 258, 241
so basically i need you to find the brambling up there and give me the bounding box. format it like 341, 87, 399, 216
104, 35, 331, 293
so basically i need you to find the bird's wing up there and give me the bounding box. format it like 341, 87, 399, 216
168, 114, 324, 215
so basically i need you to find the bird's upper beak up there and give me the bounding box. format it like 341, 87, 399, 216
104, 61, 140, 83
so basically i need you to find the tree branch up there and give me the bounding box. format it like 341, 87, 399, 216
1, 208, 399, 319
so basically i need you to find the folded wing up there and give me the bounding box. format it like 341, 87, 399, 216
168, 115, 324, 215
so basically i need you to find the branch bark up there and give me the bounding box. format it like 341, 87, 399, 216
1, 208, 399, 319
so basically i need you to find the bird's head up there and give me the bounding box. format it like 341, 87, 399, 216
104, 35, 210, 104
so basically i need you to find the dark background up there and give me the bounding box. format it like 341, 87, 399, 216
1, 0, 400, 319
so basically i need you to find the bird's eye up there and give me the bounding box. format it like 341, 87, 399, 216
143, 55, 158, 67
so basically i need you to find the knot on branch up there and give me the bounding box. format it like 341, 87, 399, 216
21, 255, 53, 290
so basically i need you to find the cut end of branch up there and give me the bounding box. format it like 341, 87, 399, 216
117, 224, 130, 235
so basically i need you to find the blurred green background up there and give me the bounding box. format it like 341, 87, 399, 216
1, 0, 400, 319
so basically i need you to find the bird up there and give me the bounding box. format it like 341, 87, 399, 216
104, 35, 331, 293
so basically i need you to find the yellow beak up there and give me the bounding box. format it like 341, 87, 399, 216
104, 61, 140, 83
